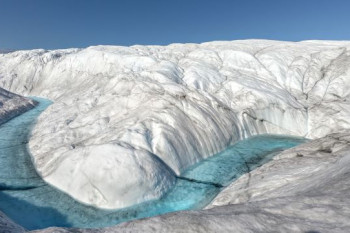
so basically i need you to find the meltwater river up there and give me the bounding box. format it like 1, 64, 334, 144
0, 98, 306, 230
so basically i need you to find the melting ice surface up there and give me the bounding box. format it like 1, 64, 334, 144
0, 98, 306, 230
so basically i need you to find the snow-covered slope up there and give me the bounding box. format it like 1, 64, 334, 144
1, 40, 350, 209
0, 87, 37, 124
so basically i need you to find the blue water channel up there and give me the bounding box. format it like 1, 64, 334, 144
0, 98, 306, 230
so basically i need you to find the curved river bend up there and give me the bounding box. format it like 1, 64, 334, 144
0, 98, 306, 230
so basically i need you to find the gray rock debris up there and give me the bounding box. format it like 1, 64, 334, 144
0, 88, 37, 125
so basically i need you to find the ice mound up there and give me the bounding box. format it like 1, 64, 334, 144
0, 40, 350, 209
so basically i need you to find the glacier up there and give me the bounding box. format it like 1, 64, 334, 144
27, 132, 350, 233
0, 98, 304, 230
0, 40, 350, 212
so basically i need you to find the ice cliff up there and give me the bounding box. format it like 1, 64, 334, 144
1, 40, 350, 209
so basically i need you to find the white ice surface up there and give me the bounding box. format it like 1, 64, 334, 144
1, 40, 350, 209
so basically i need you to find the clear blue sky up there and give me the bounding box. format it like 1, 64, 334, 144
1, 0, 349, 49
